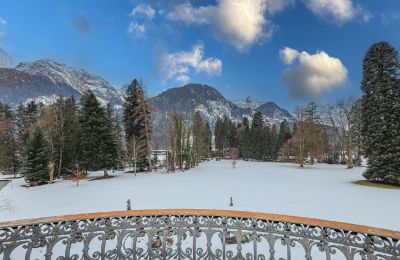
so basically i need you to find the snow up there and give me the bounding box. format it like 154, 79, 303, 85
0, 160, 398, 232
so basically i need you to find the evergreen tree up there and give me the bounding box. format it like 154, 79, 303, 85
16, 101, 40, 144
0, 102, 19, 176
99, 104, 118, 174
22, 126, 50, 184
251, 112, 264, 160
79, 90, 117, 175
361, 42, 400, 184
278, 119, 292, 153
113, 113, 126, 169
192, 111, 204, 164
270, 124, 278, 160
204, 122, 212, 159
123, 79, 152, 171
215, 118, 225, 157
241, 117, 251, 159
62, 97, 80, 175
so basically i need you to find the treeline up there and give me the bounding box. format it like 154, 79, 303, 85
164, 111, 212, 171
213, 100, 362, 169
0, 79, 213, 185
214, 112, 291, 161
0, 79, 151, 185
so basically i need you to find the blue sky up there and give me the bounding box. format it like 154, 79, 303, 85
1, 0, 400, 111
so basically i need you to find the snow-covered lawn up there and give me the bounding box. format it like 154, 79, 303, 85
0, 160, 399, 231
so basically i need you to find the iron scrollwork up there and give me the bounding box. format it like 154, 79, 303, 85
0, 212, 399, 259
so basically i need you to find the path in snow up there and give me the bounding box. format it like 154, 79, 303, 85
0, 160, 399, 231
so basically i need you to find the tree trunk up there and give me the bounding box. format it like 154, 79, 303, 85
346, 133, 354, 169
134, 159, 137, 176
299, 141, 304, 167
57, 143, 63, 178
310, 147, 314, 165
49, 161, 55, 184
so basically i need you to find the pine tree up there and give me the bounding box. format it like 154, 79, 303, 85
79, 90, 105, 170
204, 122, 212, 159
277, 120, 292, 154
361, 42, 400, 184
22, 126, 50, 184
251, 112, 264, 160
16, 101, 40, 144
0, 102, 19, 176
270, 124, 278, 160
123, 79, 152, 171
192, 111, 204, 164
215, 118, 225, 157
62, 97, 80, 175
113, 114, 126, 169
241, 117, 251, 159
99, 104, 118, 175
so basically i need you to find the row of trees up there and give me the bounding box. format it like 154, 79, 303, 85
213, 99, 363, 170
281, 100, 362, 169
165, 111, 212, 172
0, 79, 152, 185
0, 78, 214, 184
214, 113, 292, 161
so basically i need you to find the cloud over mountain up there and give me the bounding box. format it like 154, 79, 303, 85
280, 47, 348, 99
166, 0, 270, 51
159, 44, 222, 83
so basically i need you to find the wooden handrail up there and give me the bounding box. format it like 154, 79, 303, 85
1, 209, 399, 240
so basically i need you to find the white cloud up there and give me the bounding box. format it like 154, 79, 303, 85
281, 47, 348, 99
160, 44, 222, 83
130, 4, 156, 20
280, 47, 299, 65
128, 4, 155, 38
128, 22, 146, 37
265, 0, 295, 15
166, 2, 214, 25
166, 0, 269, 51
304, 0, 370, 24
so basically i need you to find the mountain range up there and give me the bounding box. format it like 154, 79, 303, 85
0, 59, 295, 133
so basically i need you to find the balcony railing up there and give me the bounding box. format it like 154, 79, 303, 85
0, 209, 399, 259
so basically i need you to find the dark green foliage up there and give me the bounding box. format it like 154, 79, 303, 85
204, 122, 212, 158
361, 42, 400, 184
123, 79, 152, 171
214, 112, 288, 161
250, 112, 266, 160
61, 97, 81, 175
277, 119, 292, 153
22, 126, 50, 184
113, 114, 126, 169
16, 101, 40, 144
0, 102, 19, 175
79, 90, 118, 171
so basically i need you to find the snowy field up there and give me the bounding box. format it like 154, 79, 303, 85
0, 160, 399, 231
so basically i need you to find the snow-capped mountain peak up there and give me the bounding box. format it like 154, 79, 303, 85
233, 96, 265, 110
14, 59, 123, 106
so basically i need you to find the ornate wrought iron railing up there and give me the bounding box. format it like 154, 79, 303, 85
0, 209, 399, 259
